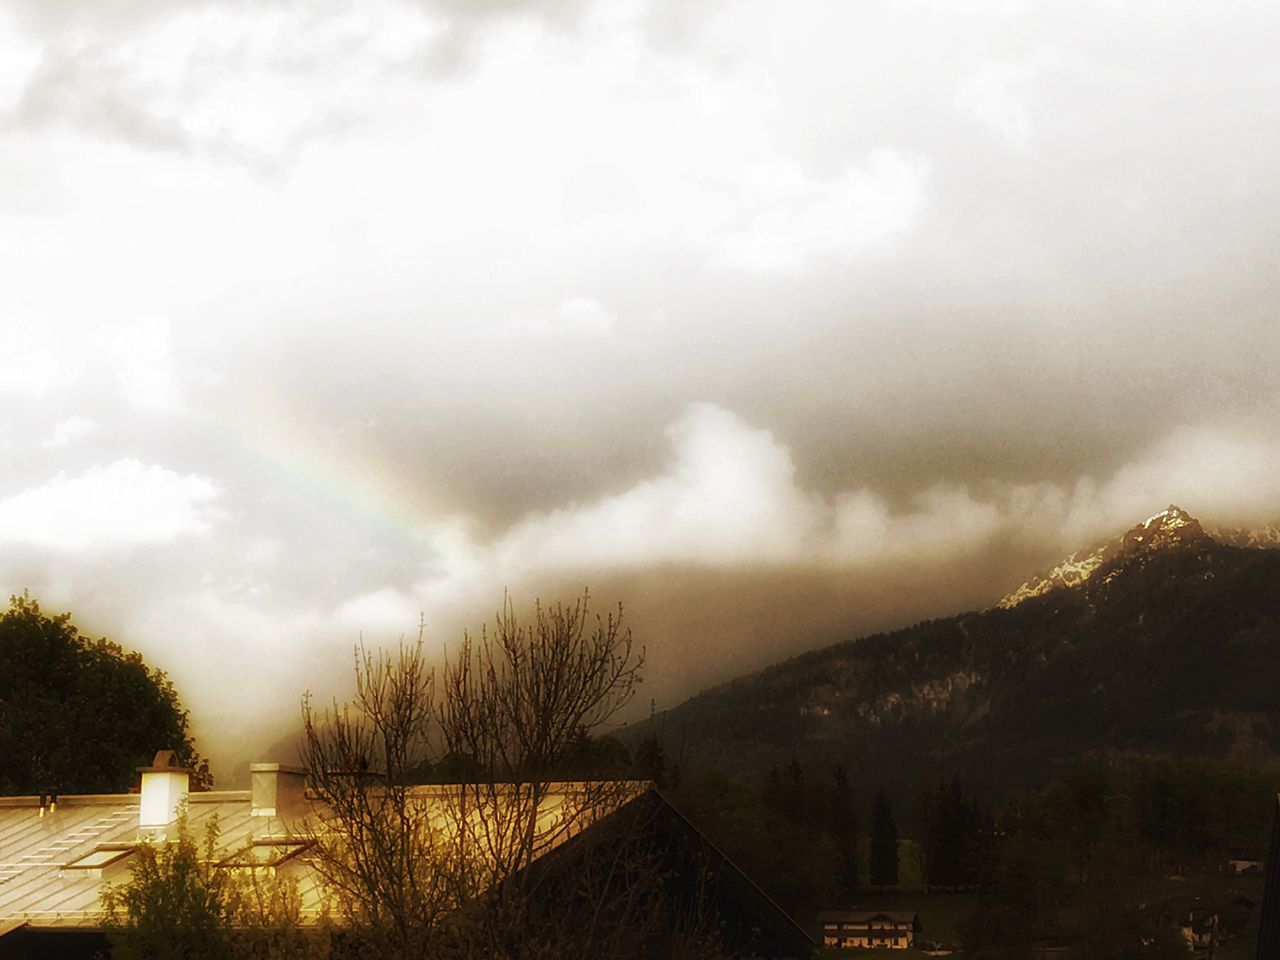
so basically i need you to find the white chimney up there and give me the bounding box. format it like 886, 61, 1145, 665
138, 750, 190, 830
250, 763, 307, 828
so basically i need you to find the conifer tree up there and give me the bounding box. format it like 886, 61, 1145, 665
830, 766, 859, 893
869, 787, 899, 892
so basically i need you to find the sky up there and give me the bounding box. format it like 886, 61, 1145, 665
2, 0, 1279, 782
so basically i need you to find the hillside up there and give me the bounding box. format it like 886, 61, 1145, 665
646, 507, 1280, 797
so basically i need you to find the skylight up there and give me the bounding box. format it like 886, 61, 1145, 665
218, 839, 313, 868
63, 846, 136, 870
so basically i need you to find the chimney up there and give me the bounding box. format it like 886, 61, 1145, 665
138, 750, 190, 830
250, 763, 307, 828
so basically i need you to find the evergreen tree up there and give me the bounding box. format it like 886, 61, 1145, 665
924, 776, 986, 891
633, 732, 668, 787
782, 757, 805, 822
869, 787, 899, 891
830, 766, 859, 893
634, 700, 669, 786
762, 765, 783, 812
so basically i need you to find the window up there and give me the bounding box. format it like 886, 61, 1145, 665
218, 838, 314, 868
64, 846, 136, 870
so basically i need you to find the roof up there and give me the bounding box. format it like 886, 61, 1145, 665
0, 790, 283, 929
816, 910, 920, 923
525, 789, 813, 959
0, 780, 649, 932
0, 777, 812, 958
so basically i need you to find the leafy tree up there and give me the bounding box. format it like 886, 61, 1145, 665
0, 594, 209, 794
102, 814, 322, 960
102, 814, 236, 960
869, 787, 899, 891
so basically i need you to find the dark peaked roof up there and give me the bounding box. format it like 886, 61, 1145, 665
530, 787, 814, 959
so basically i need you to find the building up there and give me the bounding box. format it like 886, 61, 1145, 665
816, 910, 921, 950
0, 751, 812, 959
1178, 907, 1221, 951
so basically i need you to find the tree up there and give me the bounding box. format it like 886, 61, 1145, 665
925, 776, 983, 891
102, 814, 237, 960
869, 787, 899, 892
0, 593, 209, 794
830, 766, 860, 894
102, 813, 322, 960
634, 733, 669, 788
302, 591, 725, 959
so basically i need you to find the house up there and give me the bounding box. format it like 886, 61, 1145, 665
1225, 849, 1264, 876
0, 751, 812, 959
1178, 907, 1220, 951
816, 910, 921, 950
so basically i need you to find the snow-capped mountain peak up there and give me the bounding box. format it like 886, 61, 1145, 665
1121, 504, 1205, 552
997, 505, 1209, 609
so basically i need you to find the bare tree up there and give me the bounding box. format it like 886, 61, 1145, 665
301, 591, 730, 960
301, 637, 453, 957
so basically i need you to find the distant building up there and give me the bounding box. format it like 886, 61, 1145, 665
816, 909, 921, 950
1178, 907, 1221, 951
0, 751, 813, 960
1226, 849, 1264, 876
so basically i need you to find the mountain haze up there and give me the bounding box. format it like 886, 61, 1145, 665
646, 507, 1280, 797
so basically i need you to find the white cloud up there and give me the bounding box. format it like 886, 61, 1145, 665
831, 486, 1004, 563
0, 319, 82, 396
517, 296, 618, 337
954, 48, 1064, 151
335, 587, 421, 634
408, 407, 1280, 601
0, 458, 219, 550
96, 317, 183, 414
1051, 425, 1280, 542
41, 415, 96, 449
490, 403, 823, 569
721, 151, 929, 275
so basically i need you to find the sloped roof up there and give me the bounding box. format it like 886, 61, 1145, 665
0, 791, 313, 929
0, 780, 649, 932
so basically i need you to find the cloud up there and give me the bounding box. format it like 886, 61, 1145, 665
954, 48, 1064, 151
404, 406, 1280, 606
0, 459, 220, 550
0, 320, 82, 397
1049, 425, 1280, 542
96, 317, 183, 415
335, 587, 422, 633
488, 403, 822, 569
516, 297, 618, 338
721, 151, 929, 274
41, 415, 96, 449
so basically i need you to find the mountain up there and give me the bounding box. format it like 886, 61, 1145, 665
996, 505, 1210, 608
647, 507, 1280, 797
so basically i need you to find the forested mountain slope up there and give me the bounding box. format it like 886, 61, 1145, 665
649, 508, 1280, 796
